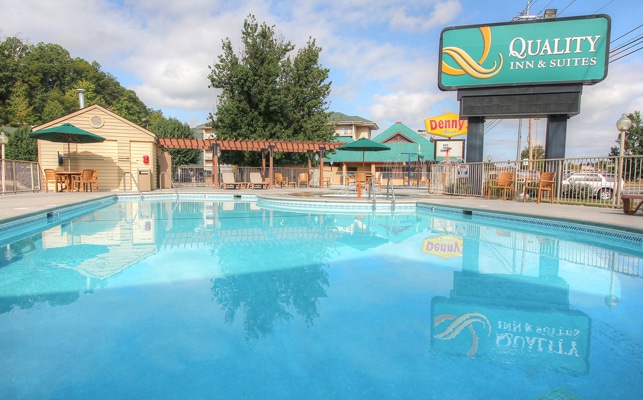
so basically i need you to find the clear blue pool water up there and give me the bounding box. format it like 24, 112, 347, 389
0, 199, 642, 399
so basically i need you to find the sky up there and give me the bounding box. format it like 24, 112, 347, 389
2, 0, 642, 161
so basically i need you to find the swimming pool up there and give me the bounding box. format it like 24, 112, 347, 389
0, 197, 642, 399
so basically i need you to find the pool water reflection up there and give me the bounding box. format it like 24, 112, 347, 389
0, 199, 642, 399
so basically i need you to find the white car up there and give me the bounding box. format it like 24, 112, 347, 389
562, 172, 625, 200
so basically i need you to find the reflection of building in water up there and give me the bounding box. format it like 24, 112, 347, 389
431, 259, 592, 374
41, 201, 157, 280
424, 216, 643, 375
430, 217, 643, 278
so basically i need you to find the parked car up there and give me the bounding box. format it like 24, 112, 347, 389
516, 169, 540, 182
561, 172, 624, 200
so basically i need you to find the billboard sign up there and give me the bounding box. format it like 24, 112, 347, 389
425, 112, 468, 138
435, 139, 464, 160
439, 15, 610, 90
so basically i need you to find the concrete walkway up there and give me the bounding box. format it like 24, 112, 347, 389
1, 187, 642, 233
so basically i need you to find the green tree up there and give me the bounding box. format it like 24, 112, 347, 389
207, 15, 334, 165
4, 125, 37, 161
0, 36, 152, 127
5, 81, 34, 125
150, 117, 200, 166
520, 144, 545, 160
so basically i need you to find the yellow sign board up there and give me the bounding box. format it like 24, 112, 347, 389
422, 235, 463, 258
424, 112, 468, 138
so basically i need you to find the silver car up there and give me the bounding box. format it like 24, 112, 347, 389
562, 172, 625, 200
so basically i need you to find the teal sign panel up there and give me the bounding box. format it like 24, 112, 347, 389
438, 15, 610, 90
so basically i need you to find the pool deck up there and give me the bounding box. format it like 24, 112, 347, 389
2, 187, 643, 234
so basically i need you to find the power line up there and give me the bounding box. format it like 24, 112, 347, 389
609, 24, 643, 63
594, 0, 615, 13
611, 24, 643, 44
610, 45, 643, 63
556, 0, 576, 17
610, 35, 643, 56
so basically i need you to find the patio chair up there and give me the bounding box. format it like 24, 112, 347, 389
89, 170, 99, 192
535, 171, 556, 204
221, 172, 243, 189
73, 169, 95, 192
371, 172, 382, 192
43, 169, 66, 192
249, 172, 269, 189
274, 173, 288, 188
355, 172, 367, 191
487, 171, 514, 200
298, 173, 309, 188
345, 174, 356, 188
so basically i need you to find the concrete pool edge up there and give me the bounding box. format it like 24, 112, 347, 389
2, 190, 643, 238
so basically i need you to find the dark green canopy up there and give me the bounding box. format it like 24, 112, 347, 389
336, 138, 390, 167
30, 123, 105, 170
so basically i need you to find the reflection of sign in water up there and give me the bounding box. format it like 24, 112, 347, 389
431, 297, 591, 374
422, 235, 463, 258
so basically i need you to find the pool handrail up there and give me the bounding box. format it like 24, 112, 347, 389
159, 171, 179, 199
122, 171, 143, 200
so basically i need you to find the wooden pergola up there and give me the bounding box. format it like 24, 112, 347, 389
158, 138, 345, 188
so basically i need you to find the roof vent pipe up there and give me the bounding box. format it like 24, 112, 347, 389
76, 89, 86, 109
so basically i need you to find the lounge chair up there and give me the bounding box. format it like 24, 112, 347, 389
249, 172, 269, 189
43, 169, 66, 192
622, 194, 643, 214
487, 171, 514, 200
221, 172, 243, 189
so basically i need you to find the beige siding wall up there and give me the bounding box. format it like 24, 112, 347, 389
130, 141, 157, 190
35, 105, 159, 191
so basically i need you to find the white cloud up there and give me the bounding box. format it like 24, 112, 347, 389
1, 0, 642, 160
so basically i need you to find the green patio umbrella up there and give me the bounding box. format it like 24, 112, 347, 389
336, 137, 390, 168
30, 123, 105, 171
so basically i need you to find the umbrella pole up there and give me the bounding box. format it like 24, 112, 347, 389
67, 141, 72, 172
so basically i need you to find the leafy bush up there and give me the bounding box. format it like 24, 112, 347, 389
561, 183, 593, 199
445, 182, 472, 195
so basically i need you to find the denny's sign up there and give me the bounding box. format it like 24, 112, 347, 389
425, 113, 468, 138
438, 15, 610, 90
422, 235, 463, 258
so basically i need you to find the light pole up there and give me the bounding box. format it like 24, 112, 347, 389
0, 132, 8, 194
616, 113, 633, 203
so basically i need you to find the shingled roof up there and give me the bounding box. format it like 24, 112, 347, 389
326, 122, 434, 164
328, 112, 379, 129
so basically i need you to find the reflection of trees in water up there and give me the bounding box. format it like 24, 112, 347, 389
212, 265, 329, 341
0, 235, 108, 314
0, 262, 85, 314
211, 236, 333, 342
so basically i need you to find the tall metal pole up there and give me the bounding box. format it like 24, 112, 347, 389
615, 114, 633, 206
0, 132, 7, 195
516, 119, 523, 162
1, 143, 5, 195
